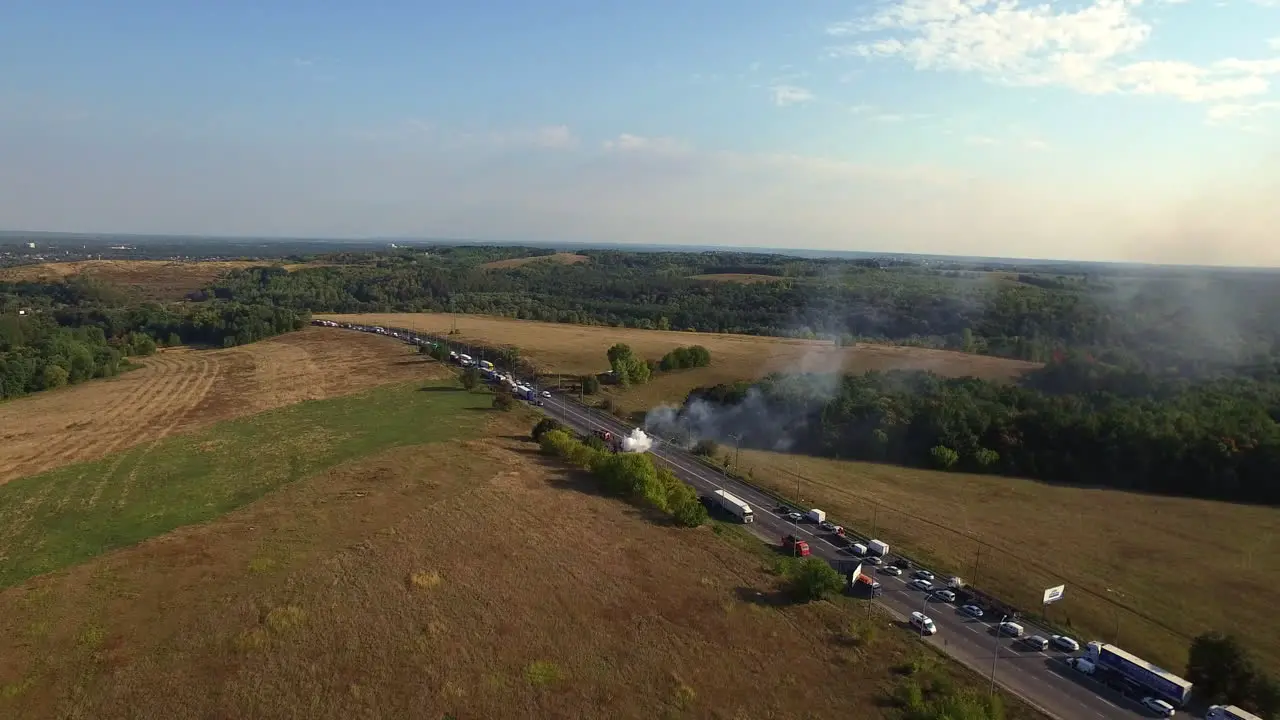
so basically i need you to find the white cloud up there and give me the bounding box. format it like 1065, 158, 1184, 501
1206, 100, 1280, 132
966, 135, 999, 146
601, 133, 691, 155
826, 0, 1280, 108
770, 85, 815, 106
1269, 37, 1280, 51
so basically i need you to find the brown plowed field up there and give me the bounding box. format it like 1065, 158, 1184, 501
0, 327, 445, 484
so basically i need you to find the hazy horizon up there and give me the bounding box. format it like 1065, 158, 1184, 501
3, 1, 1278, 267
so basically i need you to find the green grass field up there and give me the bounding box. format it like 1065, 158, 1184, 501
0, 381, 490, 589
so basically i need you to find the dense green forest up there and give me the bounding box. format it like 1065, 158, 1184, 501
0, 276, 308, 400
208, 247, 1280, 376
647, 356, 1280, 505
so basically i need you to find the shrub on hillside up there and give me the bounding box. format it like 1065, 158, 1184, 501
531, 418, 563, 442
787, 557, 844, 602
659, 345, 712, 371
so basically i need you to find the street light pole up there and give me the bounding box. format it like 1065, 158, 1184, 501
990, 614, 1009, 695
919, 595, 934, 639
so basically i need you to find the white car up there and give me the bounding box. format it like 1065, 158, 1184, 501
1141, 697, 1175, 717
997, 621, 1024, 638
541, 390, 551, 398
786, 512, 803, 522
909, 578, 933, 592
879, 566, 903, 576
1051, 635, 1080, 652
912, 570, 935, 581
932, 589, 956, 603
959, 604, 984, 618
910, 611, 938, 635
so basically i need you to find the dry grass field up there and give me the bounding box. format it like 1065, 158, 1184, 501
0, 259, 313, 300
318, 313, 1039, 415
0, 397, 1039, 719
726, 448, 1280, 676
0, 327, 444, 484
688, 273, 787, 284
479, 252, 589, 269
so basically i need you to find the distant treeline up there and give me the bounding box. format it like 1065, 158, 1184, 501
205, 247, 1280, 377
1, 277, 309, 400
671, 356, 1280, 506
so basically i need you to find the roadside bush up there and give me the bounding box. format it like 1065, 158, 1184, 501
692, 439, 719, 457
492, 391, 514, 411
659, 345, 712, 371
460, 367, 480, 390
787, 557, 844, 602
531, 418, 563, 442
581, 375, 600, 394
533, 421, 703, 527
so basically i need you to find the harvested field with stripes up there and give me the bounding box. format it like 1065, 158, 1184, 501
0, 327, 446, 484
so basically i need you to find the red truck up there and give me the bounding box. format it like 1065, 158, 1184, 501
782, 534, 810, 556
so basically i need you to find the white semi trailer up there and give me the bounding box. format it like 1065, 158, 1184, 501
712, 490, 755, 523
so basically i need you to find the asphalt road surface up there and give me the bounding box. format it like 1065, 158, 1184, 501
537, 391, 1152, 720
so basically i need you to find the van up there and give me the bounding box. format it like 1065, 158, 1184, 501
998, 621, 1024, 637
910, 611, 937, 635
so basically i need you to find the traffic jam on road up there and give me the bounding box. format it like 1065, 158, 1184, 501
332, 320, 1208, 720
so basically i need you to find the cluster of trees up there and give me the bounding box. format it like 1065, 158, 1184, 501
1187, 632, 1279, 717
206, 247, 1280, 376
679, 355, 1280, 505
659, 345, 711, 371
607, 343, 650, 386
1, 276, 309, 400
533, 419, 708, 527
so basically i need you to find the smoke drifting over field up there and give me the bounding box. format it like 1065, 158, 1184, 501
644, 341, 847, 453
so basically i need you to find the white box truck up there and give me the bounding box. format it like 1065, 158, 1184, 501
867, 539, 889, 557
712, 490, 755, 523
805, 509, 826, 523
851, 543, 868, 556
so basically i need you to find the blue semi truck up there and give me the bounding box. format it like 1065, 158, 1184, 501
1083, 642, 1193, 707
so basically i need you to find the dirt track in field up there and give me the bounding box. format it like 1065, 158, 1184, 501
0, 328, 446, 484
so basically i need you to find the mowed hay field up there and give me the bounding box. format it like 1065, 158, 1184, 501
0, 259, 313, 300
319, 313, 1040, 414
729, 448, 1280, 676
0, 394, 1041, 720
479, 252, 589, 269
0, 327, 445, 484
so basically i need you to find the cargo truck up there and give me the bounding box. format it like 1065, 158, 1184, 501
1083, 642, 1193, 707
805, 509, 826, 523
867, 539, 889, 557
782, 535, 810, 556
1206, 705, 1265, 720
711, 490, 755, 523
856, 573, 883, 597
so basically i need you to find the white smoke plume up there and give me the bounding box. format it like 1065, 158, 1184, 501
621, 428, 653, 453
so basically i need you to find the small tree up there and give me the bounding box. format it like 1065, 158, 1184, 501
460, 367, 480, 391
1187, 631, 1259, 706
929, 445, 959, 470
492, 391, 515, 411
788, 557, 844, 602
430, 345, 449, 362
671, 496, 709, 527
39, 364, 69, 390
581, 375, 600, 394
692, 439, 719, 457
973, 448, 1000, 468
531, 418, 563, 442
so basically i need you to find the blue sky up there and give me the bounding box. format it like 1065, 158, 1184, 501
2, 0, 1278, 265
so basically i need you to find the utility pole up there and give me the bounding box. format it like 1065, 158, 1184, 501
972, 545, 983, 586
990, 615, 1009, 695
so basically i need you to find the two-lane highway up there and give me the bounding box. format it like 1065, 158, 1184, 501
538, 391, 1145, 720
